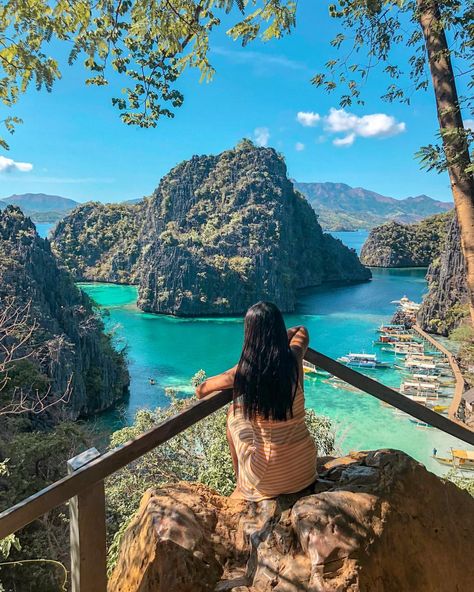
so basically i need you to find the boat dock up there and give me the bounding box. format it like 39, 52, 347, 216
413, 324, 466, 424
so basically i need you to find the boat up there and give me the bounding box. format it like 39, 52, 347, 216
374, 333, 419, 346
391, 296, 421, 312
392, 342, 425, 356
376, 324, 406, 334
400, 380, 439, 398
404, 359, 441, 375
337, 353, 391, 369
432, 449, 474, 472
303, 361, 331, 378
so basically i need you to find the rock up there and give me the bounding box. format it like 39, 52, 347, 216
0, 206, 129, 420
418, 215, 469, 335
52, 142, 371, 316
108, 449, 474, 592
360, 212, 451, 267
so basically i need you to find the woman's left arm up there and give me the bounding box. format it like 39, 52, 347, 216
195, 366, 237, 399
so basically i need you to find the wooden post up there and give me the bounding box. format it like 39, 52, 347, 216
67, 448, 107, 592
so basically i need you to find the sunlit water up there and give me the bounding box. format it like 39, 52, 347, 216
78, 232, 473, 475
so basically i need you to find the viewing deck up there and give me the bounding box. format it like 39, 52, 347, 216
0, 347, 473, 591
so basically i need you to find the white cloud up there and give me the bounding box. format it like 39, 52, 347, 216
0, 156, 33, 174
465, 119, 474, 131
333, 133, 356, 147
254, 127, 270, 147
325, 108, 405, 146
297, 111, 320, 127
295, 142, 305, 151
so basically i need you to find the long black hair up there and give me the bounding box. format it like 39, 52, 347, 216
233, 301, 299, 421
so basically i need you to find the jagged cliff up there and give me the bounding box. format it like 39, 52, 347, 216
360, 212, 451, 267
418, 215, 469, 335
53, 201, 145, 283
53, 142, 371, 316
0, 206, 129, 420
108, 450, 474, 592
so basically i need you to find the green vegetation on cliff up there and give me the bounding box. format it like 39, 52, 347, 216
52, 143, 371, 316
53, 201, 145, 284
360, 212, 452, 268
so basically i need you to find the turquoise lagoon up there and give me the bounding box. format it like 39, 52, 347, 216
79, 233, 472, 476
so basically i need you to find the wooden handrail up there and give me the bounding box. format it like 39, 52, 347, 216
0, 347, 473, 541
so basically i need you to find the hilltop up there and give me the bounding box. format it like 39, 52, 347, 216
294, 181, 452, 231
0, 193, 79, 223
360, 212, 452, 267
52, 141, 371, 316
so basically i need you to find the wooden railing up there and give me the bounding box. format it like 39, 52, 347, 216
0, 347, 473, 591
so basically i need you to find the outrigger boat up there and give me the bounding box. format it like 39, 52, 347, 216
376, 324, 406, 334
391, 296, 421, 313
374, 333, 420, 346
432, 449, 474, 472
337, 353, 391, 369
404, 359, 441, 375
383, 342, 425, 356
400, 381, 439, 399
303, 361, 331, 378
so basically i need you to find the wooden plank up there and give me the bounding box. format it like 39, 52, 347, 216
68, 449, 107, 592
306, 349, 474, 445
0, 388, 232, 539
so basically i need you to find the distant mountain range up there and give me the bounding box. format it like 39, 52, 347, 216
293, 182, 453, 231
0, 193, 79, 223
2, 184, 453, 230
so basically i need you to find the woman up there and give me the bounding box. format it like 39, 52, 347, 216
196, 301, 317, 501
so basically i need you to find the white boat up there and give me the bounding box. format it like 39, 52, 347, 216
400, 381, 439, 398
338, 353, 391, 369
391, 295, 421, 312
376, 324, 406, 334
432, 449, 474, 472
303, 361, 331, 378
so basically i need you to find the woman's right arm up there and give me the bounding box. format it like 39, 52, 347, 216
288, 326, 309, 360
195, 365, 237, 399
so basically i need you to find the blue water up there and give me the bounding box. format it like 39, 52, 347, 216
331, 229, 369, 255
78, 232, 472, 474
35, 222, 54, 238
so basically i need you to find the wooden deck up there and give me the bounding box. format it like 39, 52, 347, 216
412, 324, 466, 423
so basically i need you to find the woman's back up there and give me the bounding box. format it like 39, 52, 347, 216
228, 376, 317, 501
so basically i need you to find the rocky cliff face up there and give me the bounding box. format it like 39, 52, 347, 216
108, 449, 474, 592
53, 201, 145, 283
0, 206, 129, 420
53, 142, 371, 316
418, 215, 469, 335
360, 212, 451, 267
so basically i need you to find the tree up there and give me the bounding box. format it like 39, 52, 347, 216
0, 0, 295, 148
0, 297, 72, 416
312, 0, 473, 321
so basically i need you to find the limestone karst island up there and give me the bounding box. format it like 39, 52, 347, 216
0, 2, 473, 592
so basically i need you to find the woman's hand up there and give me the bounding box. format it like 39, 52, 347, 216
195, 365, 237, 399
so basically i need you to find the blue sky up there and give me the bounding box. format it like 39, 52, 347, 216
0, 2, 470, 204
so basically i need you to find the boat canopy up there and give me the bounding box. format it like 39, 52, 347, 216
452, 449, 474, 460
348, 353, 376, 360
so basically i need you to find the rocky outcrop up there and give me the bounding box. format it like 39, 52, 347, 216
108, 449, 474, 592
52, 142, 371, 316
53, 201, 145, 283
360, 212, 451, 267
418, 215, 469, 335
0, 206, 129, 420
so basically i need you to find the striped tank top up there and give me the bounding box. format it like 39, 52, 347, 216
227, 383, 317, 502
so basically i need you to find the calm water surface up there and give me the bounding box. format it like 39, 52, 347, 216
79, 232, 473, 475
